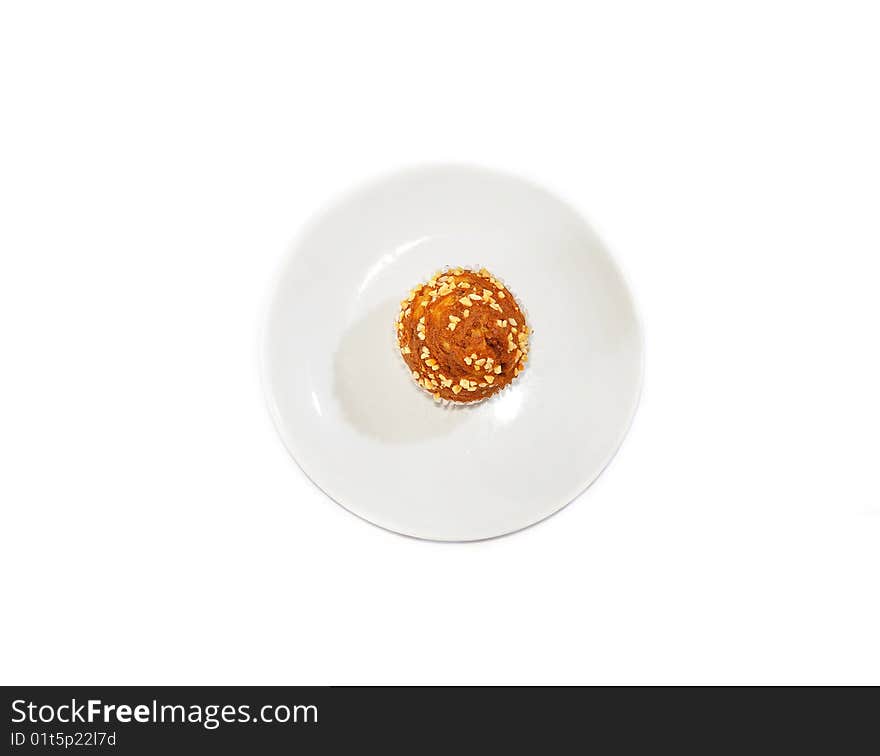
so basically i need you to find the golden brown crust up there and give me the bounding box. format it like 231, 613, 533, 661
396, 267, 530, 403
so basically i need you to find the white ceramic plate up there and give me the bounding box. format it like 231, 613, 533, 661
262, 165, 643, 541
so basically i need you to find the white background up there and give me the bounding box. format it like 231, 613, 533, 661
1, 1, 878, 685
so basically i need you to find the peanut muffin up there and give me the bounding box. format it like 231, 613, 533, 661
396, 267, 530, 403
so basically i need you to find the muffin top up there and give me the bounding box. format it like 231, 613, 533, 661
396, 267, 530, 403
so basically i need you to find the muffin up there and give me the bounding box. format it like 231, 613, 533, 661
396, 267, 530, 403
